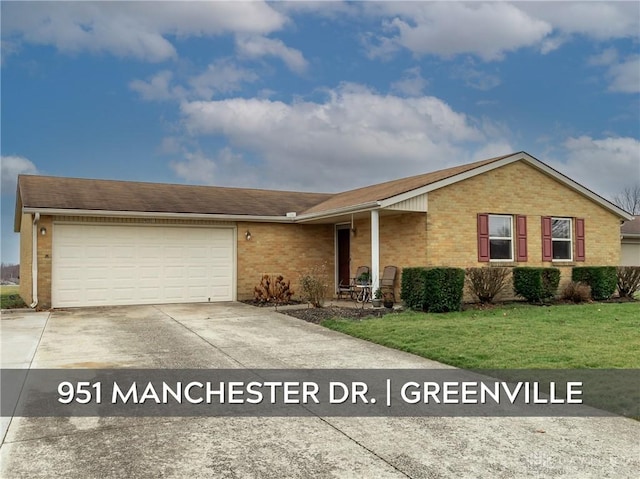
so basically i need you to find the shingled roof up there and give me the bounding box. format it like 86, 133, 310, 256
17, 176, 332, 217
621, 217, 640, 236
15, 151, 633, 231
300, 154, 511, 215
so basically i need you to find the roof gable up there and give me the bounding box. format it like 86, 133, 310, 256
300, 154, 511, 215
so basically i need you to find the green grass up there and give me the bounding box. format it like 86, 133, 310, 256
0, 285, 28, 309
323, 302, 640, 369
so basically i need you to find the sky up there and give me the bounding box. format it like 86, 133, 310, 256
1, 1, 639, 264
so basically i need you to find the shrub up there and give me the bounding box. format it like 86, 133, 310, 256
254, 274, 294, 304
616, 266, 640, 299
513, 267, 560, 303
401, 267, 464, 313
300, 262, 330, 308
561, 281, 592, 303
465, 267, 511, 303
401, 267, 427, 310
572, 266, 617, 301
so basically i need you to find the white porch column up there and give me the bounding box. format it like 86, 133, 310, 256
371, 209, 380, 292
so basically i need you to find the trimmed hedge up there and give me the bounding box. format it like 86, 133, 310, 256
572, 266, 617, 301
401, 267, 464, 312
513, 267, 561, 303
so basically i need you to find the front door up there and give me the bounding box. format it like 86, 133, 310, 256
337, 227, 351, 287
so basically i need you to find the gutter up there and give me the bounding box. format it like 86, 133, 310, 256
30, 213, 39, 309
295, 201, 381, 222
22, 208, 297, 223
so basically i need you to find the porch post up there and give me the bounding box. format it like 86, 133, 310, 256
371, 209, 380, 292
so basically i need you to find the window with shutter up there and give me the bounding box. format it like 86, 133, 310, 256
478, 214, 514, 262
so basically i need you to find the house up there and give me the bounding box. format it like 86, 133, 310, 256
14, 151, 632, 309
621, 217, 640, 266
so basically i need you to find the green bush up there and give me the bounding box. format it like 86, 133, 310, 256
401, 267, 464, 312
513, 267, 560, 303
401, 267, 427, 310
572, 266, 617, 301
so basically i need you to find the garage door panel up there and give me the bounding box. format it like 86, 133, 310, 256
53, 224, 234, 307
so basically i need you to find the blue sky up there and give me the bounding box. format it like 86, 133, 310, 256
1, 1, 639, 264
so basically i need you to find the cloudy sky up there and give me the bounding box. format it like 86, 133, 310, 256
1, 1, 639, 264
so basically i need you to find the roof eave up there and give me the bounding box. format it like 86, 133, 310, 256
21, 207, 296, 223
295, 201, 381, 222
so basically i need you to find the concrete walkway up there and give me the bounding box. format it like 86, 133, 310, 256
1, 303, 638, 478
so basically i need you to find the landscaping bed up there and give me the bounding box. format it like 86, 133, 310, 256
282, 306, 396, 324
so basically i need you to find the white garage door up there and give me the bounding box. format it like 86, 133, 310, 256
52, 224, 235, 307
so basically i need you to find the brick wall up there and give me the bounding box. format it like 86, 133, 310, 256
236, 222, 334, 300
36, 216, 53, 309
426, 161, 621, 295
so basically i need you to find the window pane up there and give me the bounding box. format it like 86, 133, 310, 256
552, 219, 570, 239
490, 239, 512, 260
489, 216, 511, 238
553, 241, 571, 260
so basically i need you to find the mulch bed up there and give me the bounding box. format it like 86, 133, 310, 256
281, 306, 396, 324
239, 299, 305, 307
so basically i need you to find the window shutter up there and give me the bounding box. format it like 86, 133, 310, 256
477, 214, 490, 262
516, 215, 527, 262
575, 218, 585, 261
541, 216, 552, 261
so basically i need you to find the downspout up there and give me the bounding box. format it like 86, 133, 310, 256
30, 213, 40, 309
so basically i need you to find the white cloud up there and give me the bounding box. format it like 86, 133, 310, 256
129, 71, 185, 102
519, 2, 640, 41
179, 84, 512, 191
607, 56, 640, 94
587, 49, 640, 94
189, 60, 260, 99
236, 36, 308, 74
170, 148, 243, 185
3, 2, 286, 62
390, 67, 428, 97
366, 2, 551, 61
555, 136, 640, 199
364, 2, 638, 61
1, 155, 38, 193
131, 60, 259, 102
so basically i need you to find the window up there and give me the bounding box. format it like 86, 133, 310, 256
551, 217, 572, 261
488, 215, 513, 261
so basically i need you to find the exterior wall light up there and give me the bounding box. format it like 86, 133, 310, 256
245, 230, 252, 241
40, 227, 47, 236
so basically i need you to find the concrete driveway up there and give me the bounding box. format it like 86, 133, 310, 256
1, 303, 638, 478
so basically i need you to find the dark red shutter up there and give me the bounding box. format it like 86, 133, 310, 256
478, 214, 490, 262
575, 218, 585, 261
516, 215, 527, 262
541, 216, 552, 261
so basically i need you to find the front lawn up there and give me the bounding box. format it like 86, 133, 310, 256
0, 285, 27, 309
323, 302, 640, 369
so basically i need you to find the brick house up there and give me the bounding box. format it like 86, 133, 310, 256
14, 151, 632, 309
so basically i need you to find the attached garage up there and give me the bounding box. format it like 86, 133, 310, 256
52, 224, 235, 307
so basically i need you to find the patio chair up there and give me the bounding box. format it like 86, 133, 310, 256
380, 265, 397, 301
337, 266, 370, 300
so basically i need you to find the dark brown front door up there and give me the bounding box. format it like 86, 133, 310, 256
337, 228, 350, 286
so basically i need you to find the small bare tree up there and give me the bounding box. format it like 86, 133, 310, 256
612, 184, 640, 215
